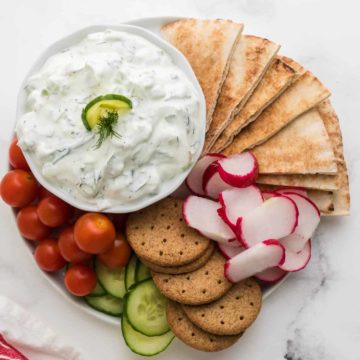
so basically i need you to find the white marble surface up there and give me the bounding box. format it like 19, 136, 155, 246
1, 0, 359, 359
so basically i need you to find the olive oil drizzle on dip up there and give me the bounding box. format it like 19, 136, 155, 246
16, 30, 201, 210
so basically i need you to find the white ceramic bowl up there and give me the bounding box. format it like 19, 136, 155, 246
16, 23, 206, 213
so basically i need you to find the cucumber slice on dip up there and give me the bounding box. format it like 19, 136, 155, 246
82, 94, 132, 131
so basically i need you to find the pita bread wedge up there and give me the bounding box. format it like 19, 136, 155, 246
161, 19, 243, 130
211, 56, 298, 153
317, 100, 350, 216
256, 173, 340, 191
203, 35, 280, 152
222, 62, 331, 155
257, 184, 334, 215
251, 108, 337, 174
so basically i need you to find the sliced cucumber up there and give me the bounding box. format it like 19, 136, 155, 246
85, 294, 123, 316
126, 279, 169, 336
88, 281, 107, 297
125, 255, 138, 291
82, 94, 132, 131
95, 259, 126, 299
136, 261, 151, 283
122, 314, 174, 356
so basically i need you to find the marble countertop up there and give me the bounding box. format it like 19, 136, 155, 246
1, 0, 359, 359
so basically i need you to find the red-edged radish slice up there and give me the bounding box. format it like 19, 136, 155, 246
275, 187, 308, 197
182, 196, 236, 244
278, 240, 311, 272
237, 195, 299, 248
279, 192, 320, 253
171, 181, 192, 199
204, 170, 232, 200
255, 267, 287, 283
218, 186, 263, 229
185, 154, 225, 196
218, 243, 244, 259
217, 152, 258, 188
224, 239, 285, 283
261, 190, 279, 200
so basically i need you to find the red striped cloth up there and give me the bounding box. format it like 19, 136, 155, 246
0, 335, 28, 360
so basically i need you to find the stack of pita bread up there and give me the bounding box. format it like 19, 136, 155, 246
161, 18, 350, 216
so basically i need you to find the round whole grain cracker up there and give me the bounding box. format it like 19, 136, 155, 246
152, 251, 232, 305
140, 242, 215, 275
126, 197, 210, 267
182, 278, 262, 335
166, 300, 241, 352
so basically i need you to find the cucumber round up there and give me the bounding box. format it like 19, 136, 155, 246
125, 254, 138, 291
88, 281, 107, 297
82, 94, 132, 130
85, 294, 123, 316
122, 314, 174, 356
95, 259, 126, 299
136, 261, 151, 283
126, 279, 169, 336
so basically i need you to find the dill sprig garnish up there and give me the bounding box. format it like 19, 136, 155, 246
95, 110, 121, 148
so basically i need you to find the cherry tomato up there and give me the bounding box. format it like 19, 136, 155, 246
74, 213, 115, 254
17, 205, 52, 241
37, 195, 72, 227
64, 264, 97, 296
9, 138, 29, 170
34, 238, 66, 272
1, 170, 38, 207
58, 226, 92, 263
98, 233, 132, 268
39, 186, 54, 200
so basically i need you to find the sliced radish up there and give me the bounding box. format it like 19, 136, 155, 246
279, 192, 320, 253
204, 170, 233, 200
218, 186, 263, 229
185, 153, 225, 196
275, 187, 308, 197
182, 196, 236, 244
217, 152, 258, 188
255, 267, 288, 283
278, 240, 311, 272
218, 243, 244, 259
171, 181, 192, 199
237, 195, 299, 248
224, 239, 285, 283
261, 190, 279, 200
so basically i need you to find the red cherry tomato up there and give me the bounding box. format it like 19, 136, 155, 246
34, 238, 66, 272
39, 186, 54, 200
74, 213, 115, 254
58, 226, 92, 263
64, 264, 97, 296
98, 233, 132, 268
9, 138, 29, 170
37, 195, 72, 227
16, 205, 52, 241
1, 170, 38, 207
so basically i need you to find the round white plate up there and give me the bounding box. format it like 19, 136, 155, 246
17, 16, 289, 326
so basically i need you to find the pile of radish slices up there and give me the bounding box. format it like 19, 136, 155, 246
182, 152, 320, 284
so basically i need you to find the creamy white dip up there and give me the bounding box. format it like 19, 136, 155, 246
17, 29, 201, 210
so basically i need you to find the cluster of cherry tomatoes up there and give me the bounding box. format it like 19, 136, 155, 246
1, 139, 132, 297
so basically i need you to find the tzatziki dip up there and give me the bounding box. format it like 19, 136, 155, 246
16, 29, 202, 210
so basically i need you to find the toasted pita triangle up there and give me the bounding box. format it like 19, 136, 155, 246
257, 184, 334, 215
203, 35, 280, 152
317, 100, 350, 215
256, 173, 340, 191
161, 19, 243, 129
211, 55, 298, 153
222, 61, 331, 155
251, 108, 337, 174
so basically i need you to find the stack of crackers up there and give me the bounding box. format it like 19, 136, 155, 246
126, 198, 262, 352
161, 18, 350, 216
